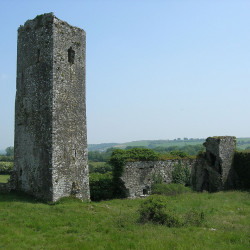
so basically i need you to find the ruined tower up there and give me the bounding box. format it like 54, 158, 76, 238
14, 13, 89, 201
192, 136, 236, 192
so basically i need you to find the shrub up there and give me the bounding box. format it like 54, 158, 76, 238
109, 148, 160, 167
170, 151, 189, 158
138, 195, 181, 226
152, 173, 163, 185
158, 153, 196, 161
0, 162, 14, 174
152, 183, 192, 196
172, 163, 191, 186
89, 162, 112, 174
138, 195, 205, 227
0, 155, 14, 162
89, 172, 113, 201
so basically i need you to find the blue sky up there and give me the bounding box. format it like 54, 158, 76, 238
0, 0, 249, 149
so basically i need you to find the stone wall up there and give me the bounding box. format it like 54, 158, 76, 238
121, 159, 196, 198
192, 136, 237, 192
51, 15, 89, 201
12, 13, 89, 201
121, 136, 237, 198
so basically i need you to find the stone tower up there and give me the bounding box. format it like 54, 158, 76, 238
203, 136, 236, 191
192, 136, 236, 192
13, 13, 89, 201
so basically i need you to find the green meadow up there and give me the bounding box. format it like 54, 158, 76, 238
0, 190, 249, 249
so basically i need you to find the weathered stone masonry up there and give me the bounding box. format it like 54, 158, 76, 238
121, 159, 196, 198
192, 136, 237, 192
12, 13, 89, 201
122, 136, 237, 198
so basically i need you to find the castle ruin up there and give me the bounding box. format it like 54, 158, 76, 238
121, 136, 237, 198
0, 14, 243, 201
12, 13, 89, 201
192, 136, 237, 192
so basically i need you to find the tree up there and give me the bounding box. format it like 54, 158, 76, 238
5, 146, 14, 156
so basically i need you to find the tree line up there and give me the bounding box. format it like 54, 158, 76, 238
88, 144, 205, 162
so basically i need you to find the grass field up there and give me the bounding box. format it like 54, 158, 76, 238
89, 161, 106, 168
0, 174, 9, 183
0, 190, 249, 249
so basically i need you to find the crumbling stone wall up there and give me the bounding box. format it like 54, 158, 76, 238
11, 13, 89, 201
121, 136, 237, 198
121, 159, 196, 198
192, 136, 236, 192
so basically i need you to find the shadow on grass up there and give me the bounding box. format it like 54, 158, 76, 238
0, 191, 88, 205
0, 190, 45, 204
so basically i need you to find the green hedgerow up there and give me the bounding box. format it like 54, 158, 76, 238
0, 161, 14, 174
89, 172, 113, 201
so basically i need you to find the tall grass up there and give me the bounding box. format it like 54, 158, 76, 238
0, 190, 249, 249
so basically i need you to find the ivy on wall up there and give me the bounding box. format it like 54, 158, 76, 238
109, 148, 160, 198
172, 162, 191, 186
233, 151, 250, 189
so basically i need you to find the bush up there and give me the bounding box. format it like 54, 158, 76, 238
89, 162, 112, 174
89, 172, 113, 201
138, 195, 181, 226
172, 163, 191, 186
158, 153, 196, 161
0, 162, 14, 174
0, 155, 14, 162
152, 183, 192, 196
138, 195, 205, 227
109, 148, 160, 167
152, 173, 163, 185
170, 151, 189, 158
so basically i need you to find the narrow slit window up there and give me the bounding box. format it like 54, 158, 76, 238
68, 47, 75, 64
72, 149, 77, 158
37, 49, 40, 63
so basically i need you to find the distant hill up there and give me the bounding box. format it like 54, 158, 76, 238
88, 138, 205, 151
88, 143, 119, 152
88, 137, 250, 151
117, 139, 205, 149
2, 138, 249, 154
